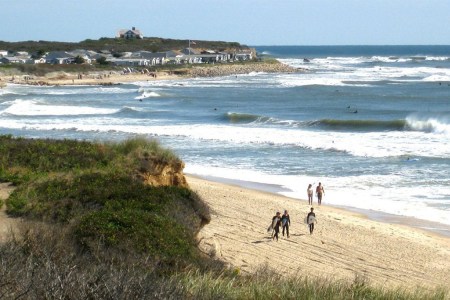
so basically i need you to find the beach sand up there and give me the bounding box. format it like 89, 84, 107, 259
0, 71, 181, 87
0, 62, 298, 87
189, 175, 450, 290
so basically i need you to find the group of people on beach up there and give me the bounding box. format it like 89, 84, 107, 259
307, 182, 325, 205
268, 210, 291, 241
268, 183, 324, 241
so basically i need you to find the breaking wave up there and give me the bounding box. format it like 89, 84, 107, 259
223, 112, 270, 123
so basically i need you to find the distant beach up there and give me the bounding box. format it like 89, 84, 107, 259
0, 61, 298, 87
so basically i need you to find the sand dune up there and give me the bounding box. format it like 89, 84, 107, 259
190, 176, 450, 289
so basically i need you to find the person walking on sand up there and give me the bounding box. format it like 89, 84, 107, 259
281, 210, 291, 238
307, 184, 314, 205
306, 207, 317, 234
270, 211, 282, 241
316, 182, 325, 205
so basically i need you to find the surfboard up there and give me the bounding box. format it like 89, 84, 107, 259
271, 218, 279, 228
268, 217, 278, 233
307, 216, 316, 224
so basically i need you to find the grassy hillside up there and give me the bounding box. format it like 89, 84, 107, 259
0, 135, 446, 299
0, 136, 209, 264
0, 37, 246, 54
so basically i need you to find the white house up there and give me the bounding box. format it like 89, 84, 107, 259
108, 58, 150, 66
44, 51, 75, 64
116, 27, 143, 39
0, 56, 27, 64
235, 50, 253, 61
0, 50, 8, 57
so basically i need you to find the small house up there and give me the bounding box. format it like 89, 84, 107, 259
116, 27, 143, 39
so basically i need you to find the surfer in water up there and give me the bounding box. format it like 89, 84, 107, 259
307, 207, 316, 235
281, 210, 291, 238
271, 212, 282, 241
316, 182, 325, 205
307, 184, 313, 205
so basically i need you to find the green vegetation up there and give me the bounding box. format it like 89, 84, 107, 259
0, 135, 208, 263
0, 63, 121, 76
0, 135, 447, 299
0, 37, 245, 54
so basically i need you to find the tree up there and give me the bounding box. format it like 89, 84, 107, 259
73, 55, 85, 64
31, 49, 46, 59
96, 56, 109, 65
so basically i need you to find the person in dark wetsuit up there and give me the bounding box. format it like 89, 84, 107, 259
307, 207, 316, 234
281, 210, 291, 238
271, 212, 282, 241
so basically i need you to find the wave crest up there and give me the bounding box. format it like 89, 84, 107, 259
223, 112, 270, 123
406, 115, 450, 135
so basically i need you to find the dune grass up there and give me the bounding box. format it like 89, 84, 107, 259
0, 135, 208, 265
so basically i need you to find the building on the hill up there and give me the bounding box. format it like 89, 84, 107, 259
116, 27, 144, 39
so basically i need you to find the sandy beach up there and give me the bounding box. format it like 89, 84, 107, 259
0, 71, 180, 87
0, 62, 298, 87
1, 175, 449, 290
189, 175, 450, 290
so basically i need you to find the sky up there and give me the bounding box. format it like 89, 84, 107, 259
1, 0, 450, 45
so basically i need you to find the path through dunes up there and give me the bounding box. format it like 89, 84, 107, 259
189, 176, 450, 290
0, 182, 17, 243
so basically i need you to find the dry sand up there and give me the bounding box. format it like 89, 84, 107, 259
0, 71, 180, 87
189, 175, 450, 290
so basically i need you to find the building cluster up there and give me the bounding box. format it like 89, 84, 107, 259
0, 28, 254, 67
0, 47, 253, 67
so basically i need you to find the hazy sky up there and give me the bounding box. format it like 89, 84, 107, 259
1, 0, 449, 45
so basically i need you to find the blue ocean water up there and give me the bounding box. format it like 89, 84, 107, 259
1, 45, 449, 227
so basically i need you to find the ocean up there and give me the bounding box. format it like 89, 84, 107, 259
1, 45, 449, 231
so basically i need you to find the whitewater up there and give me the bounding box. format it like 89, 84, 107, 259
0, 45, 449, 231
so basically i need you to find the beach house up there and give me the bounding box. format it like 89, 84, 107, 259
44, 51, 75, 64
116, 27, 144, 39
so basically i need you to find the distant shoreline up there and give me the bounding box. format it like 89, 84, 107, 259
0, 61, 300, 87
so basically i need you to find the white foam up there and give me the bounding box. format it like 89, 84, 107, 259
185, 163, 450, 226
135, 91, 161, 99
1, 120, 448, 159
0, 99, 119, 116
278, 57, 450, 84
406, 115, 450, 135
